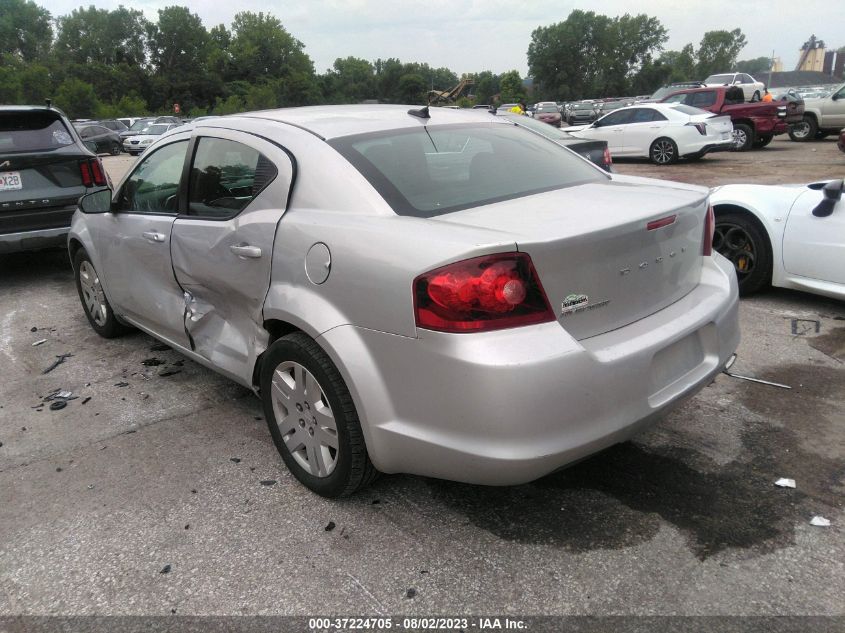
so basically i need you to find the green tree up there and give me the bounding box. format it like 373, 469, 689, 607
324, 57, 375, 103
214, 94, 245, 115
499, 70, 524, 102
398, 73, 426, 103
528, 10, 667, 100
473, 70, 500, 105
695, 29, 747, 78
244, 83, 277, 110
55, 78, 99, 119
0, 0, 52, 62
96, 93, 148, 119
55, 6, 147, 66
658, 44, 697, 82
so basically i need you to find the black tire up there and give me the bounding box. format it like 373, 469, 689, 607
788, 116, 817, 142
260, 332, 378, 497
73, 249, 132, 338
731, 123, 754, 151
753, 134, 773, 148
649, 137, 678, 165
713, 211, 772, 296
111, 143, 121, 155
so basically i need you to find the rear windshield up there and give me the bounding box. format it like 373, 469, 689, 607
503, 114, 569, 140
330, 123, 606, 217
671, 104, 710, 116
572, 103, 594, 110
129, 120, 152, 131
144, 124, 170, 135
0, 111, 74, 153
705, 74, 734, 84
536, 105, 559, 113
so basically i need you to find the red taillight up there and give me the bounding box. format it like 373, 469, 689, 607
647, 214, 677, 231
79, 159, 107, 188
413, 253, 554, 333
703, 205, 715, 256
602, 146, 613, 169
686, 122, 707, 135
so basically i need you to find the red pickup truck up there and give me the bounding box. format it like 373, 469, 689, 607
659, 86, 803, 151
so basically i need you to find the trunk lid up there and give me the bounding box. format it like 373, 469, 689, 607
435, 179, 709, 340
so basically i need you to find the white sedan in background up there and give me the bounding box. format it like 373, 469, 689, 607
565, 103, 733, 165
122, 122, 181, 156
710, 179, 845, 298
703, 73, 766, 102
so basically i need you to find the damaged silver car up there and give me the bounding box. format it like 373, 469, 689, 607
70, 105, 740, 497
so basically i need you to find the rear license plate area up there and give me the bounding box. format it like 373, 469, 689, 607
0, 171, 22, 191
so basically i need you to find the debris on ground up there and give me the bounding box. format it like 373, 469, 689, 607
230, 458, 241, 463
325, 521, 336, 532
184, 524, 190, 530
260, 479, 277, 486
775, 478, 796, 488
42, 353, 73, 374
30, 326, 38, 332
141, 358, 165, 366
82, 397, 91, 405
371, 499, 381, 505
114, 382, 129, 387
150, 343, 170, 352
406, 588, 417, 599
32, 339, 47, 346
158, 369, 182, 377
49, 401, 67, 411
810, 516, 831, 527
159, 564, 172, 574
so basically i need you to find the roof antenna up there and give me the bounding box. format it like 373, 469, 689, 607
45, 98, 52, 109
407, 105, 430, 119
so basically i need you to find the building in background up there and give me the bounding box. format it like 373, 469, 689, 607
796, 35, 825, 72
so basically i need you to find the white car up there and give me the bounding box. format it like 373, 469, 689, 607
566, 103, 733, 165
703, 73, 766, 102
710, 179, 845, 298
122, 123, 180, 156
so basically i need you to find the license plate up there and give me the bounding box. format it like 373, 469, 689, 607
0, 171, 22, 191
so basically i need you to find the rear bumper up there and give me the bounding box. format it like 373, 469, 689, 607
319, 254, 740, 485
682, 140, 733, 157
0, 226, 69, 254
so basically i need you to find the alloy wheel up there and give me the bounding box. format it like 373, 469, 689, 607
270, 361, 339, 478
713, 223, 756, 279
78, 260, 108, 326
791, 122, 810, 139
732, 128, 748, 149
651, 140, 675, 164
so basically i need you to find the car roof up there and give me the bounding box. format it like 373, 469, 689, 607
237, 104, 509, 139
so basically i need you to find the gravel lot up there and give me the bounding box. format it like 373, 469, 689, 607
1, 137, 843, 618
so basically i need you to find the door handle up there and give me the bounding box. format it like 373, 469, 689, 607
142, 230, 165, 243
230, 244, 262, 259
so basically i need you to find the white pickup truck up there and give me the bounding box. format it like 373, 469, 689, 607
788, 82, 845, 141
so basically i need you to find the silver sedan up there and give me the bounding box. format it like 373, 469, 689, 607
69, 105, 740, 497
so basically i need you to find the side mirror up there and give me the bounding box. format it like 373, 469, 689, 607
79, 189, 113, 214
83, 141, 98, 153
812, 179, 843, 217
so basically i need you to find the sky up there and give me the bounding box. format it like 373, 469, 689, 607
39, 0, 844, 76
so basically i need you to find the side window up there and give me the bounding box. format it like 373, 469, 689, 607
116, 140, 189, 214
662, 94, 686, 104
690, 91, 717, 108
630, 108, 662, 123
598, 110, 632, 126
187, 137, 277, 219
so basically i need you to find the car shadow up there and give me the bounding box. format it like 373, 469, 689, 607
0, 248, 72, 285
410, 362, 844, 560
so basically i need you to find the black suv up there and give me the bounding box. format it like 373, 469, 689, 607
1, 105, 110, 254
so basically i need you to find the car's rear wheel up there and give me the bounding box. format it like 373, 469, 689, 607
731, 123, 754, 151
788, 116, 817, 141
713, 212, 771, 295
73, 249, 132, 338
260, 332, 378, 497
753, 134, 773, 148
649, 137, 678, 165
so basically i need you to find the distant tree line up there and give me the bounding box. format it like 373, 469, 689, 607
0, 1, 795, 118
528, 10, 757, 100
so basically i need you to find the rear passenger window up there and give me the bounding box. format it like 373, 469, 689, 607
187, 137, 277, 218
117, 140, 189, 214
690, 91, 717, 108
